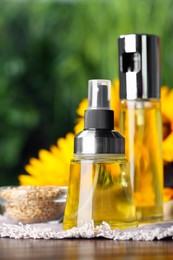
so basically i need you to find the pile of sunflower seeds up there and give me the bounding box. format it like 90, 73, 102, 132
0, 186, 67, 224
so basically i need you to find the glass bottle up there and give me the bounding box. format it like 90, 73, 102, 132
63, 79, 137, 230
118, 34, 163, 222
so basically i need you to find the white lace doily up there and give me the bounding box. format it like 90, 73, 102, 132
0, 216, 173, 241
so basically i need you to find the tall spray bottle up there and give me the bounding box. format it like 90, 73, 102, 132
118, 34, 163, 222
63, 79, 137, 230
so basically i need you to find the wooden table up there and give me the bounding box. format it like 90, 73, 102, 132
0, 238, 173, 260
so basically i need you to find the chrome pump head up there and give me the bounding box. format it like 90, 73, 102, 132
74, 79, 125, 155
118, 34, 161, 100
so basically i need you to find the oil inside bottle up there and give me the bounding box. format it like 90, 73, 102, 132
120, 100, 163, 222
63, 156, 137, 230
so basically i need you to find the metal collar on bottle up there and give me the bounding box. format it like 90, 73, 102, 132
74, 129, 125, 155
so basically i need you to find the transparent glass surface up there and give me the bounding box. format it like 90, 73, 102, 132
63, 155, 137, 230
120, 99, 163, 222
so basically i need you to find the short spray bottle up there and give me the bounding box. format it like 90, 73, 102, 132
118, 34, 163, 222
63, 79, 137, 229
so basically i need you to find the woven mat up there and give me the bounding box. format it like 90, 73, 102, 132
0, 216, 173, 241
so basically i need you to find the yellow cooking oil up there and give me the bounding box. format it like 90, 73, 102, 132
63, 155, 138, 230
120, 100, 163, 222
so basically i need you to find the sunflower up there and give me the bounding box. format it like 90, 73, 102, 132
19, 133, 74, 186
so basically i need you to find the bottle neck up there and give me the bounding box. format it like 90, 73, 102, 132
120, 99, 161, 109
120, 98, 160, 102
73, 154, 126, 163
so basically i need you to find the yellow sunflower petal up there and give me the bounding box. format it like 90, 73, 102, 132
19, 133, 73, 186
163, 188, 173, 202
163, 132, 173, 162
19, 175, 44, 186
74, 118, 84, 134
161, 86, 173, 122
38, 149, 54, 162
76, 98, 88, 117
111, 79, 120, 128
24, 164, 38, 178
57, 133, 74, 163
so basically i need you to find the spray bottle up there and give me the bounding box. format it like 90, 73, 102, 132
118, 34, 163, 222
63, 79, 137, 229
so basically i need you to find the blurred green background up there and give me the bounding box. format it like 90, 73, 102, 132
0, 0, 172, 185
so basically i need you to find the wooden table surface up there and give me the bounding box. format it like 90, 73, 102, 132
0, 238, 173, 260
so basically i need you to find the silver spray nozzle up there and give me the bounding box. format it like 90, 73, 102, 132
118, 34, 161, 100
88, 80, 111, 110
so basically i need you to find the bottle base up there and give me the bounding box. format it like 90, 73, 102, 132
63, 219, 138, 230
136, 214, 163, 224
